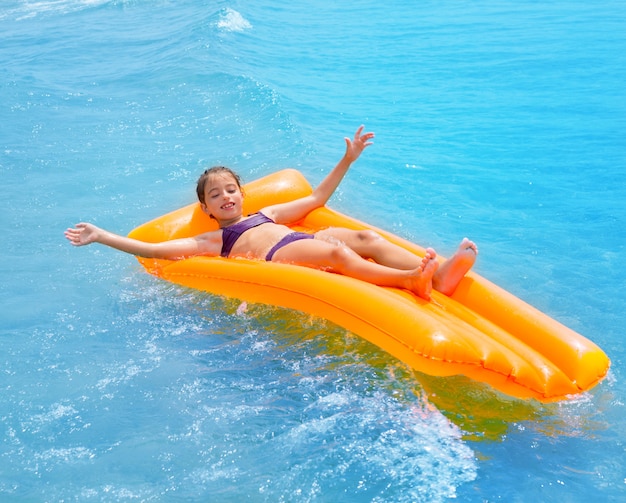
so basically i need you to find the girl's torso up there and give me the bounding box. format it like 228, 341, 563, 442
220, 213, 298, 259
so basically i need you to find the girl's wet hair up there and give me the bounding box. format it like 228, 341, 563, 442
196, 166, 242, 205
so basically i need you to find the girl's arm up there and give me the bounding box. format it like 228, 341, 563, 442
264, 125, 374, 224
64, 222, 222, 259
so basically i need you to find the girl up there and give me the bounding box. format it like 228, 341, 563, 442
65, 126, 477, 300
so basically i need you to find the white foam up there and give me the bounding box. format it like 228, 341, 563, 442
216, 7, 252, 33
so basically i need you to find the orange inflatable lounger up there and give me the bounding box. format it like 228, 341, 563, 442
128, 169, 610, 402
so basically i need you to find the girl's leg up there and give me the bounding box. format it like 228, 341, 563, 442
269, 237, 439, 300
315, 228, 422, 268
317, 228, 477, 295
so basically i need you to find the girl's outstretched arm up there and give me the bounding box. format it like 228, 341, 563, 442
64, 222, 222, 259
264, 125, 374, 224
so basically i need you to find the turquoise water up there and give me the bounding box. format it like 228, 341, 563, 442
2, 0, 625, 501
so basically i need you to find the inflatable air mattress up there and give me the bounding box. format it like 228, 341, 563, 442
128, 169, 610, 402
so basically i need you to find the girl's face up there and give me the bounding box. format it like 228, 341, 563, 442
201, 172, 244, 222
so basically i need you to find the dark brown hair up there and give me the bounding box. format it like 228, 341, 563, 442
196, 166, 243, 205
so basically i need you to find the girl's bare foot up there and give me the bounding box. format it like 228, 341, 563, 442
433, 238, 478, 296
407, 248, 439, 300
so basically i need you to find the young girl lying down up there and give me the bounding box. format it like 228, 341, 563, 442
65, 126, 477, 300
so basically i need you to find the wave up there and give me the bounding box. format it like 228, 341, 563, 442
112, 286, 478, 501
1, 0, 111, 20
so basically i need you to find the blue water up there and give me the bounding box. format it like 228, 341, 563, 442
1, 1, 625, 501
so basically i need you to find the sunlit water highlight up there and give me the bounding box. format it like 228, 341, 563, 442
1, 1, 625, 501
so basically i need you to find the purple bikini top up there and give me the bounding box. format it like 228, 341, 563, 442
220, 212, 274, 257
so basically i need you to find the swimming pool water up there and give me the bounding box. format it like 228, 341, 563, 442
1, 1, 625, 501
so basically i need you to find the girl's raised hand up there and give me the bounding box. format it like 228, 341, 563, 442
344, 125, 374, 162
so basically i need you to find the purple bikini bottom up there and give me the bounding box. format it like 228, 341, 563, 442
265, 232, 314, 261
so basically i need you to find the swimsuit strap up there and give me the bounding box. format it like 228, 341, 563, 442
220, 212, 274, 257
